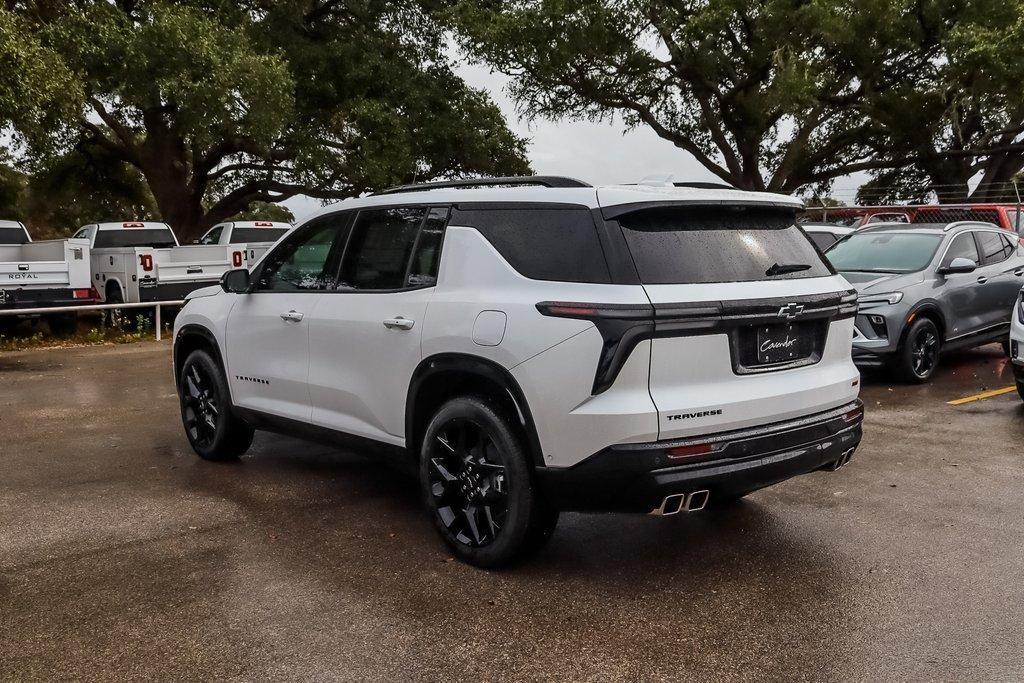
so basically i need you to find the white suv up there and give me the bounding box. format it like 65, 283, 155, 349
172, 177, 864, 567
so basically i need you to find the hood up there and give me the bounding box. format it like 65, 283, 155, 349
839, 270, 924, 294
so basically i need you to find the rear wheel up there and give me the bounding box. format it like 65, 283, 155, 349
104, 287, 128, 329
178, 349, 254, 461
419, 396, 557, 568
895, 318, 941, 383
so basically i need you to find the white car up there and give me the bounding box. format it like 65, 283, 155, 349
0, 220, 96, 331
73, 222, 256, 306
1010, 287, 1024, 399
173, 177, 864, 566
195, 220, 291, 265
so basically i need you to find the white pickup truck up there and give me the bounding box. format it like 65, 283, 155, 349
73, 222, 254, 305
196, 220, 290, 265
0, 220, 97, 320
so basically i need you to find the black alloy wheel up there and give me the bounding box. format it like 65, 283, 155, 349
181, 360, 220, 450
427, 417, 509, 548
897, 318, 941, 383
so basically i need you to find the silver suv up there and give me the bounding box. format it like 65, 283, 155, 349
826, 222, 1024, 381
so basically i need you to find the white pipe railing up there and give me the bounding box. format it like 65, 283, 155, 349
0, 300, 186, 341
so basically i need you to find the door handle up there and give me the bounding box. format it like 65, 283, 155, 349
1014, 269, 1023, 277
383, 317, 415, 330
977, 276, 988, 284
280, 310, 304, 323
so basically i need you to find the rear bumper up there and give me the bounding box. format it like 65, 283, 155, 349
536, 400, 864, 513
138, 279, 219, 302
0, 287, 97, 311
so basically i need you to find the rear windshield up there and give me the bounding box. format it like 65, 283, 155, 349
231, 227, 288, 243
94, 228, 176, 249
617, 206, 832, 284
0, 226, 28, 244
825, 232, 943, 273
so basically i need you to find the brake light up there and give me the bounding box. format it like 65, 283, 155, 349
123, 222, 145, 228
72, 287, 98, 300
232, 251, 243, 267
254, 221, 273, 227
666, 443, 723, 460
139, 254, 153, 272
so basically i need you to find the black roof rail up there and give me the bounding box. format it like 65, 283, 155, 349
672, 181, 737, 190
373, 175, 592, 195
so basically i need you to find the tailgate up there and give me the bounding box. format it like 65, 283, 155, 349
149, 245, 243, 283
0, 260, 73, 287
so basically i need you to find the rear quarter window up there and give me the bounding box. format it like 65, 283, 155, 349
449, 206, 611, 283
616, 206, 833, 284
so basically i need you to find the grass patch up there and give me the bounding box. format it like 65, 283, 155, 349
0, 313, 171, 352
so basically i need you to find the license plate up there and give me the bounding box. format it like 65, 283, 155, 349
756, 324, 803, 364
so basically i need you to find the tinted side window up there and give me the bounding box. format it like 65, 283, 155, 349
407, 207, 448, 288
338, 207, 427, 290
808, 232, 837, 250
942, 233, 980, 266
976, 231, 1011, 265
449, 206, 611, 283
256, 217, 345, 292
94, 229, 176, 249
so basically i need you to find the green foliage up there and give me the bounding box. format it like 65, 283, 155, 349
0, 1, 530, 241
451, 0, 1024, 200
229, 201, 295, 223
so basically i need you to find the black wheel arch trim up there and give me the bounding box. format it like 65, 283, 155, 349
173, 324, 224, 393
406, 353, 545, 468
905, 300, 947, 339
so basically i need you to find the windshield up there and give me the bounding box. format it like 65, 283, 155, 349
231, 227, 288, 243
825, 232, 942, 273
94, 228, 177, 249
0, 226, 28, 244
617, 206, 833, 284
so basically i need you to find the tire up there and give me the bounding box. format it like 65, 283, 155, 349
419, 396, 558, 568
104, 287, 128, 329
47, 313, 78, 336
1002, 338, 1012, 357
1017, 381, 1024, 402
894, 318, 941, 383
178, 349, 254, 461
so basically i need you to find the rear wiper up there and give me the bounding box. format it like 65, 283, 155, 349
765, 262, 812, 276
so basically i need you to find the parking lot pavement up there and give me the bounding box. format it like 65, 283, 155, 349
2, 342, 1023, 681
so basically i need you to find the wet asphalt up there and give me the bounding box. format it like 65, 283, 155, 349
1, 341, 1023, 681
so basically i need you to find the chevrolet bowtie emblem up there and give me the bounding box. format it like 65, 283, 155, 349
778, 303, 804, 319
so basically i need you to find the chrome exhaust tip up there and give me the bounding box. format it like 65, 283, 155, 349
685, 489, 710, 512
652, 490, 711, 515
825, 447, 856, 471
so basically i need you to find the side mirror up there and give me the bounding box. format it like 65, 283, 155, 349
938, 257, 978, 275
220, 268, 251, 294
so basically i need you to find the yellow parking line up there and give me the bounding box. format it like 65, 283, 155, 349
947, 386, 1017, 406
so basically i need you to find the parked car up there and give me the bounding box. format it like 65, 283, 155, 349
195, 220, 291, 265
0, 220, 97, 332
1008, 288, 1024, 399
73, 222, 255, 308
173, 176, 864, 567
825, 222, 1024, 381
801, 223, 858, 250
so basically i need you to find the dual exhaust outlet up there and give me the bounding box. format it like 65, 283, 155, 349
824, 447, 856, 472
652, 489, 710, 516
653, 447, 857, 515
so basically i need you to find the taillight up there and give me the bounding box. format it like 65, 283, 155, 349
139, 254, 153, 272
123, 222, 145, 228
72, 288, 97, 300
255, 221, 272, 227
536, 301, 654, 394
232, 251, 243, 267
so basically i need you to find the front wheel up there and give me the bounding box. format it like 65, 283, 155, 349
178, 349, 254, 460
419, 396, 558, 568
895, 318, 941, 383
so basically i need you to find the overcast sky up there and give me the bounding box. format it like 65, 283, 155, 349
283, 62, 866, 221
